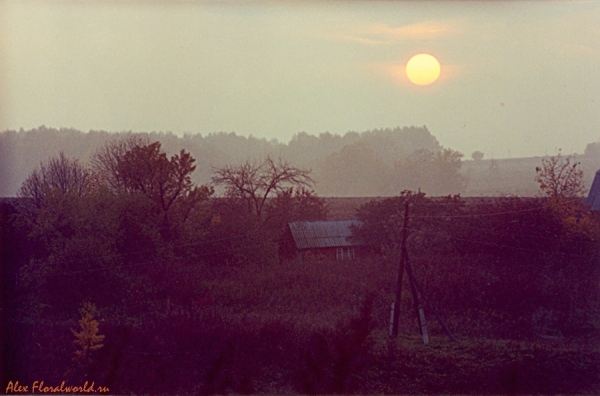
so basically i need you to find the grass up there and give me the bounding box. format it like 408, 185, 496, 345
124, 257, 600, 393
9, 255, 600, 394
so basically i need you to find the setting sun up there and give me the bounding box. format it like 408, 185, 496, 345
406, 54, 441, 86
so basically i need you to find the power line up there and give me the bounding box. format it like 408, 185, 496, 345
409, 206, 544, 219
11, 200, 591, 277
405, 226, 593, 259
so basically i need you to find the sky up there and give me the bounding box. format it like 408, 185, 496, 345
1, 0, 599, 159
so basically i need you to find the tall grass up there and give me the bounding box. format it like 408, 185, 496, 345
8, 255, 600, 394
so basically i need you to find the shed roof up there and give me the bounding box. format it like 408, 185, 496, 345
288, 220, 363, 250
586, 169, 600, 210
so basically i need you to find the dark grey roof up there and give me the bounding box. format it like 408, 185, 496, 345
586, 169, 600, 210
288, 220, 363, 250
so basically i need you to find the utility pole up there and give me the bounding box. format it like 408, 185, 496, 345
391, 201, 409, 338
407, 254, 457, 342
389, 199, 455, 344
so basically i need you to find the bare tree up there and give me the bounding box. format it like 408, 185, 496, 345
19, 152, 91, 205
90, 134, 149, 191
535, 150, 584, 200
211, 157, 313, 218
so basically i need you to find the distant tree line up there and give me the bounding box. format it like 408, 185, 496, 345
1, 125, 466, 197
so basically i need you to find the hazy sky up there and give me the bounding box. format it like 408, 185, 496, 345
1, 1, 599, 158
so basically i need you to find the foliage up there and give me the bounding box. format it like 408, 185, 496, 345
535, 150, 584, 200
264, 187, 328, 235
353, 190, 464, 257
208, 157, 322, 266
200, 202, 279, 267
201, 187, 326, 267
584, 141, 600, 157
9, 254, 600, 394
18, 152, 91, 206
471, 150, 484, 161
71, 302, 105, 365
535, 150, 595, 239
92, 138, 214, 254
395, 148, 467, 195
14, 142, 213, 316
354, 193, 600, 338
295, 298, 374, 394
4, 126, 538, 198
90, 134, 150, 190
116, 141, 213, 230
318, 142, 393, 196
15, 189, 131, 314
6, 133, 600, 394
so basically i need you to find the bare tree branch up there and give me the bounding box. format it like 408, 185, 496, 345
211, 156, 313, 218
90, 135, 149, 191
19, 152, 91, 205
535, 150, 584, 200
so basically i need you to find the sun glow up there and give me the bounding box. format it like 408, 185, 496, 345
406, 54, 441, 86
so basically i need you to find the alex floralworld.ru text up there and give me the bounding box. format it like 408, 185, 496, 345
5, 380, 110, 393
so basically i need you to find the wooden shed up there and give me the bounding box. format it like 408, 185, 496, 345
279, 220, 368, 262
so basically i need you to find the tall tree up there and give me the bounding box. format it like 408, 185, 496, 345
94, 139, 213, 229
264, 187, 328, 237
18, 152, 91, 206
396, 148, 466, 196
535, 150, 584, 200
116, 142, 214, 246
535, 150, 595, 239
471, 151, 484, 161
16, 154, 127, 313
90, 134, 149, 191
318, 142, 393, 196
211, 157, 313, 219
353, 190, 463, 258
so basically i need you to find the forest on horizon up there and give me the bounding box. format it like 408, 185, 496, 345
3, 125, 600, 198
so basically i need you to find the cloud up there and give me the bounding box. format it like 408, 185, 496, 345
329, 33, 391, 46
328, 21, 461, 46
562, 43, 598, 57
365, 22, 459, 41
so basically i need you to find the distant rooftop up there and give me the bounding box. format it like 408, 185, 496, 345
288, 220, 363, 250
